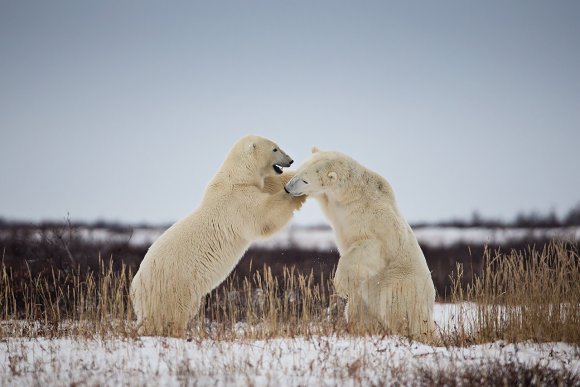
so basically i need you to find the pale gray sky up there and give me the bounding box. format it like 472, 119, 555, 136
1, 1, 579, 226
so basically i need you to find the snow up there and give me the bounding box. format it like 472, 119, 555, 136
1, 303, 578, 386
2, 334, 578, 386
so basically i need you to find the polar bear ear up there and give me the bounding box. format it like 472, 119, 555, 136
327, 171, 337, 181
311, 146, 320, 154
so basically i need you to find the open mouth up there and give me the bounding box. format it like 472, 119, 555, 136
273, 164, 284, 174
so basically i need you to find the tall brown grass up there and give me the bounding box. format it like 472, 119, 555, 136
1, 242, 578, 345
0, 257, 134, 338
447, 241, 580, 345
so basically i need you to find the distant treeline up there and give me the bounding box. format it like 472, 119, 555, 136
2, 203, 579, 230
414, 204, 580, 228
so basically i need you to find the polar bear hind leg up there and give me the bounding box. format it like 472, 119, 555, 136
134, 276, 201, 337
360, 275, 435, 339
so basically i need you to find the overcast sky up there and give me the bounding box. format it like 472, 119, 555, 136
1, 1, 579, 226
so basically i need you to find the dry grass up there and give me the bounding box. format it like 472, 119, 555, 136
1, 241, 579, 345
413, 359, 579, 387
0, 258, 135, 338
446, 241, 580, 345
197, 265, 350, 339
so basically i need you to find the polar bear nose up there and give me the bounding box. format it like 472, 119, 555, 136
289, 159, 294, 165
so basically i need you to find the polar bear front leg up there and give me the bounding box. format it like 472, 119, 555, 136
253, 189, 306, 238
262, 171, 296, 194
333, 239, 383, 330
333, 239, 383, 297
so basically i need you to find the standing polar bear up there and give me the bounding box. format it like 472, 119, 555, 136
131, 135, 305, 336
285, 148, 435, 339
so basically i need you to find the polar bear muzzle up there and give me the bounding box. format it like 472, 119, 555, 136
273, 161, 292, 174
284, 175, 307, 196
272, 149, 293, 174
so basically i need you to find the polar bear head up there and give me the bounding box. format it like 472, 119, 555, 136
232, 135, 294, 179
284, 147, 353, 197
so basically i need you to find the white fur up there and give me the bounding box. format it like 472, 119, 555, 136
130, 135, 305, 336
286, 148, 436, 339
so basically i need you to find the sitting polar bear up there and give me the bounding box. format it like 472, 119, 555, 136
285, 148, 435, 339
131, 135, 305, 336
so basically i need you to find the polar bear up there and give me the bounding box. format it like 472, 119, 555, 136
130, 135, 305, 336
285, 148, 435, 339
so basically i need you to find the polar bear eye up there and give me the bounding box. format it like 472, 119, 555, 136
273, 148, 278, 152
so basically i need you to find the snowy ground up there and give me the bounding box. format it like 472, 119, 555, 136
3, 336, 578, 386
2, 304, 578, 386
